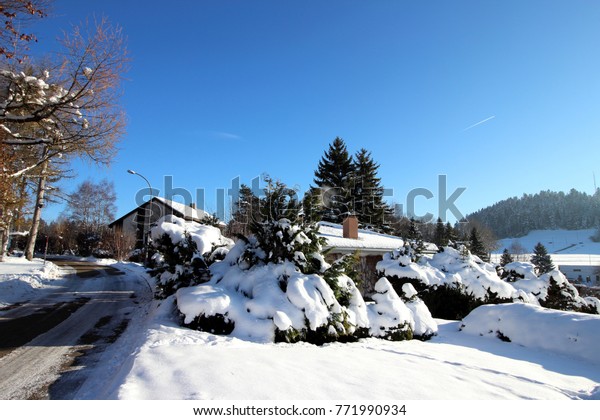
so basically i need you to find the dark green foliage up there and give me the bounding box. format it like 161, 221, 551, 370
313, 137, 355, 224
530, 242, 555, 274
540, 276, 577, 312
407, 218, 423, 241
445, 222, 458, 245
467, 188, 600, 238
150, 232, 209, 299
500, 248, 513, 266
184, 313, 235, 335
496, 330, 511, 342
323, 252, 360, 305
468, 227, 488, 261
76, 232, 100, 257
200, 213, 223, 228
378, 323, 414, 342
350, 148, 393, 232
433, 217, 447, 247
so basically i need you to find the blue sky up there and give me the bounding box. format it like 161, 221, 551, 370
32, 0, 600, 223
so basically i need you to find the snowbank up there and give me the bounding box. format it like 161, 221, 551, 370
461, 303, 600, 365
0, 257, 64, 307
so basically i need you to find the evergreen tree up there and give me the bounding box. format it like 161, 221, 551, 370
433, 217, 447, 247
500, 248, 513, 266
407, 218, 422, 241
530, 242, 555, 274
445, 222, 458, 245
313, 137, 355, 223
350, 148, 392, 232
468, 227, 488, 261
227, 184, 261, 237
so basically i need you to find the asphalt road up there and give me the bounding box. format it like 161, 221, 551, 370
0, 259, 150, 400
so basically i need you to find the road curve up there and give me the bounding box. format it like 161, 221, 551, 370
0, 259, 151, 399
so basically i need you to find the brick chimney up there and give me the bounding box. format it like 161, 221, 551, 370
343, 215, 358, 239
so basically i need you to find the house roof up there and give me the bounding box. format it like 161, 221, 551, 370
317, 222, 405, 254
109, 196, 211, 227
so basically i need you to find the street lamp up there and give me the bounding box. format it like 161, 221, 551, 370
127, 169, 154, 265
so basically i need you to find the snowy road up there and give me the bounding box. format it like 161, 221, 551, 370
0, 259, 151, 400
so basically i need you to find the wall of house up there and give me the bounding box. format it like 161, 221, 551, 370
560, 265, 600, 285
327, 253, 383, 299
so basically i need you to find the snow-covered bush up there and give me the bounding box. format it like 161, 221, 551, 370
460, 303, 600, 365
149, 215, 233, 299
400, 283, 438, 339
177, 219, 374, 344
367, 278, 413, 341
378, 244, 515, 320
512, 268, 600, 314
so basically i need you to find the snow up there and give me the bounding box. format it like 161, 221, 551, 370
113, 299, 600, 399
461, 303, 600, 366
150, 214, 232, 255
377, 246, 519, 300
495, 228, 600, 255
318, 222, 405, 252
0, 256, 64, 308
3, 257, 600, 400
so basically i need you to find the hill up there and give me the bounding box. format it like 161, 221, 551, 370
467, 189, 600, 239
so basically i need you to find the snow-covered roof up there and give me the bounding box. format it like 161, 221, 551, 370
152, 197, 210, 223
317, 222, 405, 254
109, 196, 220, 227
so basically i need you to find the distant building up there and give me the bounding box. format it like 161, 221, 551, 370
318, 216, 437, 296
108, 197, 213, 250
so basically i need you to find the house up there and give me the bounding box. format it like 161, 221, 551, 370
108, 196, 212, 250
317, 215, 437, 296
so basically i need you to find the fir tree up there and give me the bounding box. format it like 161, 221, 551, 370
313, 137, 355, 223
500, 248, 514, 266
468, 227, 488, 261
350, 148, 392, 232
530, 242, 555, 274
407, 218, 422, 241
227, 184, 261, 237
433, 217, 446, 247
445, 221, 458, 245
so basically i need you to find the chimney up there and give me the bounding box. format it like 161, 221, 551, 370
343, 215, 358, 239
190, 202, 196, 209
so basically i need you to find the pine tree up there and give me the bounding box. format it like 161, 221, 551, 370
227, 184, 261, 237
433, 217, 446, 247
350, 148, 391, 231
313, 137, 355, 223
445, 222, 458, 245
500, 248, 513, 266
407, 218, 422, 241
469, 227, 488, 261
530, 242, 555, 274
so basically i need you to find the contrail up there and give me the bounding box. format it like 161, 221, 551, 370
462, 115, 495, 131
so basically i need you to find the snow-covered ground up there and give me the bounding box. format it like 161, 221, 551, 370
2, 256, 600, 400
0, 256, 66, 308
112, 297, 600, 400
494, 229, 600, 255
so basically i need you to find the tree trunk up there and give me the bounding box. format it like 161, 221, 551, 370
0, 229, 6, 262
25, 155, 48, 261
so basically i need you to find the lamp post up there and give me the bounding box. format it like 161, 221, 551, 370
127, 169, 154, 265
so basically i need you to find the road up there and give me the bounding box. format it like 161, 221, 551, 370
0, 259, 151, 399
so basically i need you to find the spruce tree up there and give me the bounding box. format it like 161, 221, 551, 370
530, 242, 555, 274
445, 222, 458, 245
313, 137, 355, 223
500, 248, 514, 266
350, 148, 391, 231
433, 217, 447, 247
407, 218, 423, 241
469, 227, 488, 261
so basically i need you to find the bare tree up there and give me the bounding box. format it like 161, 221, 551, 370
0, 17, 128, 260
0, 0, 49, 62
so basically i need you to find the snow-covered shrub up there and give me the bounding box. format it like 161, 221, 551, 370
177, 218, 374, 344
378, 245, 515, 320
367, 278, 413, 341
149, 215, 233, 299
400, 283, 438, 340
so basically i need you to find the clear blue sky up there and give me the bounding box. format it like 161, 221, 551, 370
32, 0, 600, 223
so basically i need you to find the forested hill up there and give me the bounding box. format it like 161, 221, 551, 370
467, 189, 600, 238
